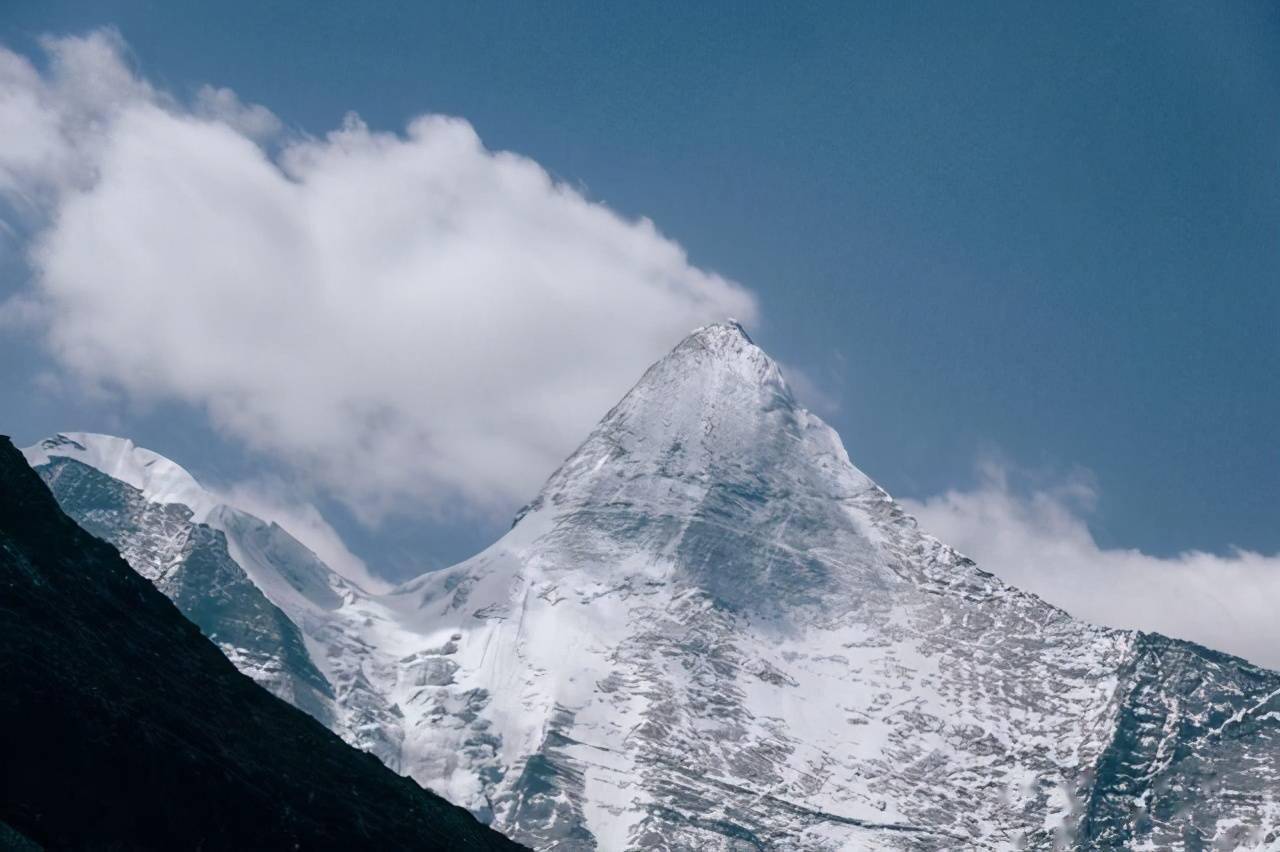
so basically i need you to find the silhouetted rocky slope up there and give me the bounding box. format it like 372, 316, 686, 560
0, 437, 524, 851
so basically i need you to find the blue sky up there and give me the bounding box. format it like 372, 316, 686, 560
1, 0, 1276, 612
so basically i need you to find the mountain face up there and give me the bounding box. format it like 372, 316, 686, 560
0, 436, 523, 851
28, 323, 1280, 850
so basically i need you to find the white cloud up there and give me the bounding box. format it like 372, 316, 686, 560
0, 293, 48, 329
0, 30, 152, 206
192, 85, 283, 142
902, 462, 1280, 669
0, 30, 757, 520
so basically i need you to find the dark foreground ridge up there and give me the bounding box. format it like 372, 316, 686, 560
0, 437, 524, 851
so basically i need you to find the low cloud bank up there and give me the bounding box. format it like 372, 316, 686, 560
903, 463, 1280, 669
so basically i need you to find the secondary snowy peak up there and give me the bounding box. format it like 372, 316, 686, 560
23, 431, 368, 595
0, 437, 523, 851
21, 431, 408, 762
23, 432, 217, 520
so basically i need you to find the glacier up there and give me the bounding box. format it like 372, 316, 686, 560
26, 322, 1280, 849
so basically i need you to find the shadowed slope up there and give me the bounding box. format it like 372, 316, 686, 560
0, 436, 524, 851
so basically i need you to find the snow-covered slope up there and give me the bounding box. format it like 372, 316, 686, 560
25, 433, 217, 518
27, 325, 1280, 850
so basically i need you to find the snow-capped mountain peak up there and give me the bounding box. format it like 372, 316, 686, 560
24, 326, 1280, 850
532, 320, 867, 510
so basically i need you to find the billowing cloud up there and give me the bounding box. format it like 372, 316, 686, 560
902, 462, 1280, 669
192, 85, 282, 142
0, 30, 757, 520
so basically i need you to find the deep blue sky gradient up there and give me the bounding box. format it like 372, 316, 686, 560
2, 1, 1276, 573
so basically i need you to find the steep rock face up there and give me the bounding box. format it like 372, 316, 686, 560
0, 436, 524, 851
1080, 635, 1280, 847
28, 324, 1280, 850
